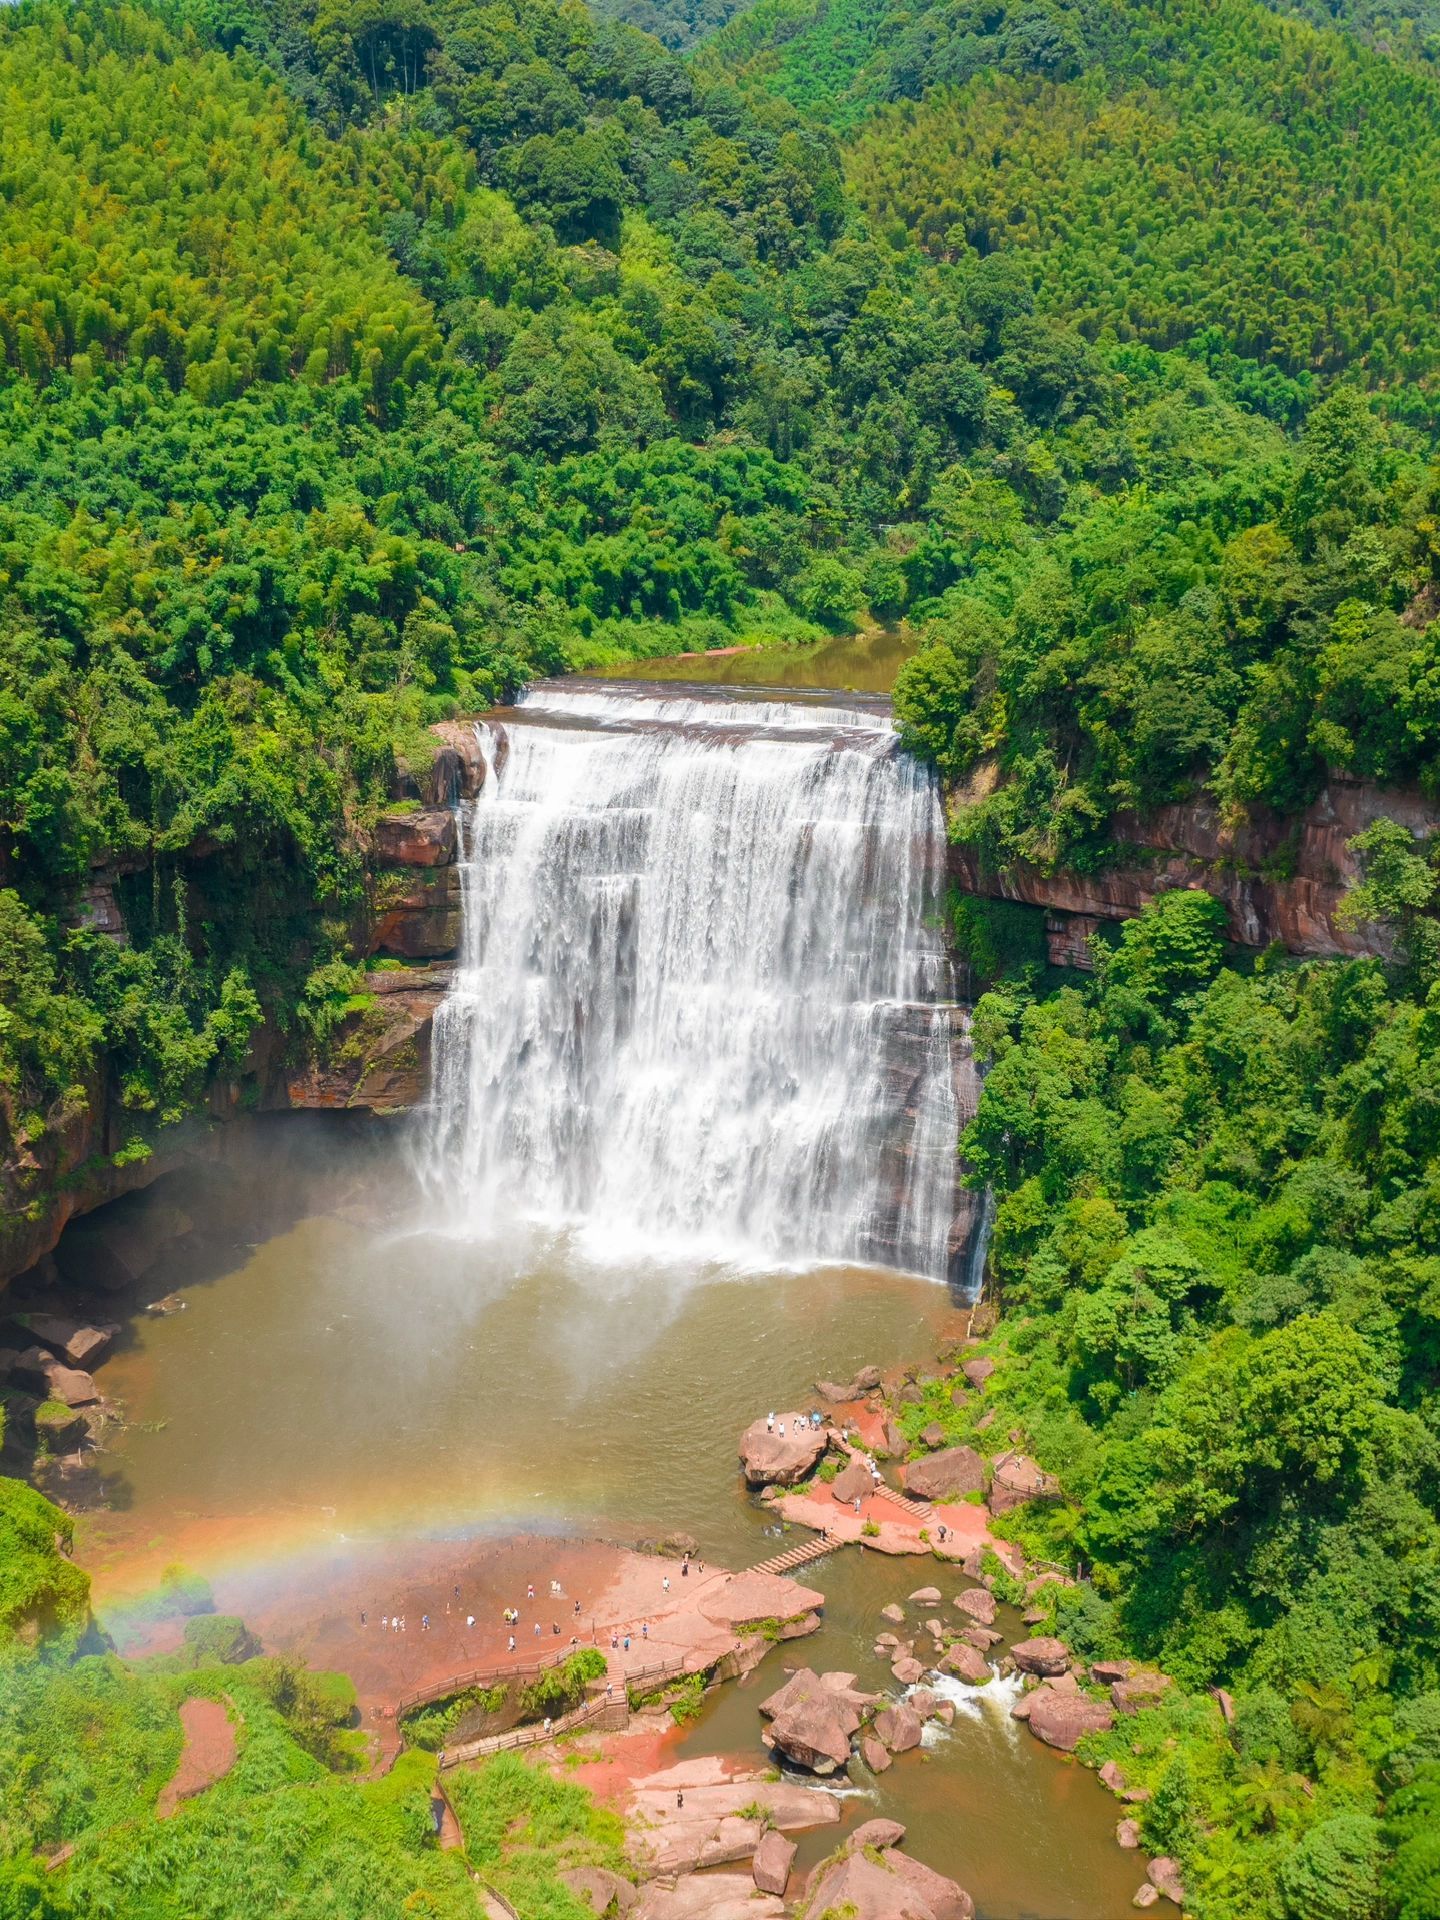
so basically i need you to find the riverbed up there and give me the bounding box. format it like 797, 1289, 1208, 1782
77, 1125, 1138, 1920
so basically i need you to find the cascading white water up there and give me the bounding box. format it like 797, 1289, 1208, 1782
419, 679, 971, 1282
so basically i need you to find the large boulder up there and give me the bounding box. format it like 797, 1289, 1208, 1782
634, 1873, 783, 1919
560, 1866, 638, 1914
761, 1671, 863, 1775
816, 1366, 881, 1402
961, 1357, 996, 1390
1011, 1637, 1070, 1677
954, 1588, 996, 1626
831, 1460, 873, 1505
1090, 1661, 1134, 1686
802, 1848, 973, 1920
860, 1736, 891, 1773
34, 1401, 87, 1450
752, 1829, 796, 1897
427, 720, 491, 801
891, 1657, 925, 1686
988, 1451, 1060, 1516
1112, 1672, 1172, 1715
849, 1818, 906, 1853
372, 808, 456, 867
12, 1315, 114, 1370
901, 1446, 986, 1502
1147, 1858, 1186, 1906
873, 1703, 923, 1754
14, 1350, 98, 1407
739, 1415, 827, 1486
889, 1854, 976, 1920
940, 1645, 990, 1685
1023, 1690, 1115, 1752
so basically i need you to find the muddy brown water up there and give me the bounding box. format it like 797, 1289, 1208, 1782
594, 626, 919, 695
66, 1125, 1139, 1919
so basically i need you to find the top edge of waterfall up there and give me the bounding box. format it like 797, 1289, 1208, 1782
516, 679, 896, 735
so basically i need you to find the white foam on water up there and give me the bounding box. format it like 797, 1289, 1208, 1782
912, 1667, 1025, 1743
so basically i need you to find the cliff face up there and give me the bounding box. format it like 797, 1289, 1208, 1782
0, 726, 484, 1291
950, 772, 1435, 966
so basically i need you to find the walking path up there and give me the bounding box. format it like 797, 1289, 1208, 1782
157, 1697, 238, 1816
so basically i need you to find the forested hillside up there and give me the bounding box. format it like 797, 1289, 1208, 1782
913, 887, 1440, 1920
4, 0, 1374, 1175
588, 0, 752, 51
7, 0, 1440, 1911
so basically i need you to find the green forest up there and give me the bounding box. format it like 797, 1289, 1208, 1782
4, 0, 1440, 1912
899, 885, 1440, 1920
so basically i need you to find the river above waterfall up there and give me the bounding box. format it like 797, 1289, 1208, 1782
594, 626, 919, 694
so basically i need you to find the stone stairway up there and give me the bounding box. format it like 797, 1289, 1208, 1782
745, 1535, 836, 1578
872, 1482, 933, 1524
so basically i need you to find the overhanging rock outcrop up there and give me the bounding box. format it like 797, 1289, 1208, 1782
949, 771, 1436, 965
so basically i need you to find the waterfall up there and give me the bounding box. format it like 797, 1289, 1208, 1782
965, 1184, 996, 1299
419, 679, 974, 1282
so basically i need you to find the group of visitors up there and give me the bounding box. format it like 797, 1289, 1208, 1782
765, 1409, 825, 1435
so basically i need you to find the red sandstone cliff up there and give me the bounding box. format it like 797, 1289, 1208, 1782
949, 770, 1435, 967
0, 739, 476, 1290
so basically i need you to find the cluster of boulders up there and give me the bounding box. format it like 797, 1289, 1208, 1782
597, 1818, 974, 1920
0, 1310, 118, 1452
737, 1351, 1060, 1539
735, 1349, 1189, 1914
756, 1657, 968, 1782
870, 1583, 1185, 1912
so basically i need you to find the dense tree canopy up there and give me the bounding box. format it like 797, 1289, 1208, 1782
897, 889, 1440, 1918
8, 0, 1440, 1908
